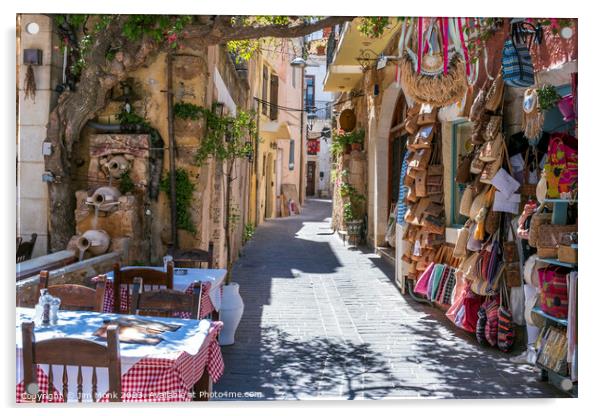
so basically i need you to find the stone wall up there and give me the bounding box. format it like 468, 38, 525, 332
16, 251, 121, 308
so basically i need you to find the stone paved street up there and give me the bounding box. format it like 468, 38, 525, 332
215, 199, 563, 400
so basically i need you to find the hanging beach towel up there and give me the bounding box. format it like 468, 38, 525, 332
397, 150, 411, 225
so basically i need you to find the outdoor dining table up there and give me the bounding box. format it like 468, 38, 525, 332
98, 267, 227, 319
15, 307, 224, 402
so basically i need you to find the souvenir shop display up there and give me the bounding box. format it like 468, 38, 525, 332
394, 18, 577, 395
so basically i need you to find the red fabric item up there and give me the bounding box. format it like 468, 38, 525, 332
102, 281, 216, 319
16, 323, 224, 403
461, 290, 483, 333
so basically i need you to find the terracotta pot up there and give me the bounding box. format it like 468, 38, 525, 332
351, 143, 362, 151
77, 229, 111, 256
86, 186, 122, 212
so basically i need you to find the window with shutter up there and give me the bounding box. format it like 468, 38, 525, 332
270, 74, 279, 121
262, 65, 268, 116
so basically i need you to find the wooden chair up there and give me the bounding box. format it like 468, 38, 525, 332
170, 241, 214, 269
36, 271, 107, 312
17, 233, 37, 263
21, 321, 122, 402
112, 262, 174, 314
129, 276, 202, 319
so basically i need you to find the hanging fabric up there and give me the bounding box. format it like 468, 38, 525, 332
396, 150, 411, 225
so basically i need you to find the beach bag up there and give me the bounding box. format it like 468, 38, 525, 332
400, 17, 469, 108
479, 132, 504, 162
485, 296, 500, 347
459, 184, 475, 217
484, 116, 503, 142
538, 266, 569, 319
485, 70, 505, 112
544, 133, 578, 198
476, 303, 489, 346
453, 221, 471, 258
528, 211, 552, 248
461, 290, 484, 333
469, 81, 491, 122
414, 262, 435, 296
537, 224, 578, 258
456, 150, 475, 184
501, 26, 534, 88
497, 282, 515, 352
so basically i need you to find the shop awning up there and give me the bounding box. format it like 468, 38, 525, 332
260, 121, 293, 140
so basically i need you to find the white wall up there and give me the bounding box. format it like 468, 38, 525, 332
305, 54, 333, 198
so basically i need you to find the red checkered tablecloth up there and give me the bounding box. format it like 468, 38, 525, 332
16, 322, 224, 403
100, 281, 216, 319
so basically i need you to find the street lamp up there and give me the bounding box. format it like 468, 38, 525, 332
290, 54, 307, 204
290, 56, 307, 68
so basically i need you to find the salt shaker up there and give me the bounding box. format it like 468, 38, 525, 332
35, 289, 53, 326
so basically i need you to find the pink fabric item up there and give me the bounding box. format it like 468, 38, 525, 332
417, 17, 423, 73
414, 262, 435, 295
457, 18, 471, 76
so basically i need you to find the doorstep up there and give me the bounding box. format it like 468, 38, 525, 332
375, 246, 395, 266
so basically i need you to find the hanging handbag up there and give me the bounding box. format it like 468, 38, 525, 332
484, 209, 500, 236
536, 224, 578, 258
414, 170, 427, 197
404, 104, 421, 135
466, 221, 484, 252
469, 81, 491, 122
485, 70, 505, 112
485, 295, 500, 347
421, 214, 446, 235
470, 114, 489, 146
470, 155, 485, 175
484, 116, 503, 142
479, 132, 504, 162
453, 220, 472, 258
501, 24, 535, 88
476, 301, 489, 346
417, 104, 439, 126
410, 125, 436, 150
407, 147, 432, 171
459, 184, 475, 217
528, 211, 552, 248
414, 262, 435, 296
469, 185, 491, 220
497, 282, 515, 352
456, 149, 475, 184
538, 266, 569, 319
520, 146, 539, 197
481, 137, 511, 184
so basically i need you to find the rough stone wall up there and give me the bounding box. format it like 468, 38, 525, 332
76, 44, 252, 268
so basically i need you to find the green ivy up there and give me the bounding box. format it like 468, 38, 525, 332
195, 103, 256, 165
174, 102, 204, 120
243, 223, 255, 243
160, 168, 196, 233
119, 170, 135, 194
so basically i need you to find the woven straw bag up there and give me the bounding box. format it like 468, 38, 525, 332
528, 212, 552, 248
459, 184, 475, 217
485, 70, 505, 112
537, 224, 578, 258
484, 116, 503, 141
479, 132, 504, 162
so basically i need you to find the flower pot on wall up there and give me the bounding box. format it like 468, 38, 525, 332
219, 282, 244, 346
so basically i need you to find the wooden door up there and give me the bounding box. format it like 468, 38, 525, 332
306, 161, 316, 196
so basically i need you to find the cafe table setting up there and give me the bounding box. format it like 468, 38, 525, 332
96, 267, 227, 318
15, 307, 224, 402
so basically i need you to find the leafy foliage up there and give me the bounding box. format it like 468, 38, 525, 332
118, 170, 135, 194
331, 128, 365, 156
243, 223, 255, 243
174, 102, 204, 120
195, 104, 256, 165
117, 108, 151, 130
160, 168, 196, 233
537, 84, 562, 111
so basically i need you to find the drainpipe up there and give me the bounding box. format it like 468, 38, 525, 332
166, 53, 178, 250
254, 99, 261, 225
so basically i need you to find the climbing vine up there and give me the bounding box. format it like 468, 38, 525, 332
173, 102, 204, 120
195, 103, 256, 165
160, 168, 195, 233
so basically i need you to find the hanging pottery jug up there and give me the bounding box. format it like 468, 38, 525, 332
87, 186, 121, 212
77, 229, 111, 256
218, 283, 244, 346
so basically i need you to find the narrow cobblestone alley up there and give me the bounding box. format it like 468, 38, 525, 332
215, 199, 562, 400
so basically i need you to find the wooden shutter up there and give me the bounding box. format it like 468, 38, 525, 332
270, 74, 279, 120
262, 66, 268, 116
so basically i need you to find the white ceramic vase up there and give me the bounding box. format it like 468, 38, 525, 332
218, 283, 244, 346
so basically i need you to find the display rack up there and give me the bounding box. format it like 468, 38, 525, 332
535, 197, 577, 397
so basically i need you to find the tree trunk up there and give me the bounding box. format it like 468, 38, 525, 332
44, 17, 162, 251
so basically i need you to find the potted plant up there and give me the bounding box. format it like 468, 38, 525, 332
349, 128, 365, 151
536, 84, 562, 111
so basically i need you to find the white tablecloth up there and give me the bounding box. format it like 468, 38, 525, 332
106, 267, 227, 311
16, 307, 212, 402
